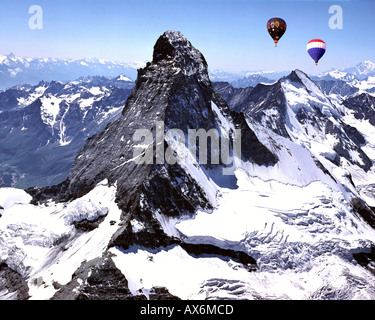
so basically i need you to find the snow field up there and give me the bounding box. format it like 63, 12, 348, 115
0, 180, 122, 299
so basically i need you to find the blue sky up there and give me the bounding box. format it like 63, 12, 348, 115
0, 0, 373, 74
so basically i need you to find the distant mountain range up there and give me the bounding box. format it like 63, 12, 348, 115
0, 53, 144, 90
208, 69, 289, 87
1, 52, 374, 95
209, 61, 375, 91
0, 75, 134, 188
312, 61, 375, 97
317, 61, 375, 81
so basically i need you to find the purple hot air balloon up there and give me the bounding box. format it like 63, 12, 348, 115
307, 39, 326, 65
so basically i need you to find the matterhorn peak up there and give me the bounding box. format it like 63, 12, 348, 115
152, 30, 209, 82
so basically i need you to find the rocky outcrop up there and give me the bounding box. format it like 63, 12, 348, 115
0, 263, 29, 300
353, 247, 375, 276
73, 214, 107, 232
316, 79, 358, 97
343, 93, 375, 126
351, 197, 375, 229
51, 256, 179, 300
212, 82, 254, 111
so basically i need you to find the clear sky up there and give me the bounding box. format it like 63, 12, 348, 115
0, 0, 374, 75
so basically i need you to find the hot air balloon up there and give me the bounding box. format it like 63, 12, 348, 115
307, 39, 326, 65
267, 17, 287, 47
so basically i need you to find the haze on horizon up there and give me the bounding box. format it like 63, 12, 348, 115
0, 0, 373, 75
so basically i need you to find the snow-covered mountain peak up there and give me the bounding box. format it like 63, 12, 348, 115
285, 69, 317, 86
116, 74, 132, 82
7, 53, 16, 60
281, 69, 333, 113
153, 30, 209, 82
355, 61, 375, 74
163, 30, 187, 43
321, 60, 375, 82
227, 67, 373, 173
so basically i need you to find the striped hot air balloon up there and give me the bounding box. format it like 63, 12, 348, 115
307, 39, 326, 66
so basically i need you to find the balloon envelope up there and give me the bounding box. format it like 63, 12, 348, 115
307, 39, 326, 65
267, 18, 287, 46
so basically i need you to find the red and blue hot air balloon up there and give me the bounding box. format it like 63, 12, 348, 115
307, 39, 326, 65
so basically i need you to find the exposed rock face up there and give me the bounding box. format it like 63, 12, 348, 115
351, 197, 375, 229
343, 93, 375, 126
316, 79, 358, 97
229, 80, 290, 139
325, 119, 372, 171
27, 30, 277, 215
73, 214, 107, 232
0, 263, 29, 300
213, 82, 254, 111
51, 256, 137, 300
353, 247, 375, 276
51, 255, 179, 300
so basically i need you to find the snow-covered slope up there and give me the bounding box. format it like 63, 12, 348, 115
1, 31, 375, 300
219, 66, 375, 218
